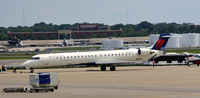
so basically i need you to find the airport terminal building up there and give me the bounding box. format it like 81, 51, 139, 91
7, 24, 123, 40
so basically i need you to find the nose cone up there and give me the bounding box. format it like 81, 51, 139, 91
22, 60, 33, 68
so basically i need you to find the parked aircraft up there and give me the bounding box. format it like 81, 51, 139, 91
2, 36, 29, 48
22, 34, 171, 72
6, 35, 24, 47
51, 38, 72, 47
186, 54, 200, 66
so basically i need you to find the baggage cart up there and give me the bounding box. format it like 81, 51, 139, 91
29, 72, 59, 93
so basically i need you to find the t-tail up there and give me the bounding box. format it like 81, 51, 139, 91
151, 34, 171, 51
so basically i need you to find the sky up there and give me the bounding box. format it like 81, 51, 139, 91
1, 0, 200, 27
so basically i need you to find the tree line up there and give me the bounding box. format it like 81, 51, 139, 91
0, 21, 200, 40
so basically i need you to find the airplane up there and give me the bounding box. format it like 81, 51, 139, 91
185, 54, 200, 66
22, 34, 171, 73
51, 38, 72, 47
2, 36, 29, 48
62, 38, 68, 46
7, 36, 23, 47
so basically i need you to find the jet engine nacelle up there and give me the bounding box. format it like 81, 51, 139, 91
137, 48, 151, 56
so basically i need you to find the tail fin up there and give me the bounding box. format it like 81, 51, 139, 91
151, 34, 171, 51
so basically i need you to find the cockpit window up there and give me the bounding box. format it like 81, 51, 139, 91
194, 55, 199, 57
30, 57, 40, 60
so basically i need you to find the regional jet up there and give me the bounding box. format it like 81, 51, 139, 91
22, 34, 171, 72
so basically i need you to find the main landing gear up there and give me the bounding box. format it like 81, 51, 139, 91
110, 66, 116, 71
101, 65, 106, 71
100, 65, 116, 71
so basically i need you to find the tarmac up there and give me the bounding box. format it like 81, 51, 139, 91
1, 64, 200, 98
0, 60, 26, 66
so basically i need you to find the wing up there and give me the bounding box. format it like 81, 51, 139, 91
95, 60, 135, 65
75, 60, 136, 66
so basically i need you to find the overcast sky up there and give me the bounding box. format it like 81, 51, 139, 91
1, 0, 200, 27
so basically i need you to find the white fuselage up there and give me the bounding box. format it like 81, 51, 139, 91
22, 48, 163, 68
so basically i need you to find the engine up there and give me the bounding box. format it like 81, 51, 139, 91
137, 48, 152, 56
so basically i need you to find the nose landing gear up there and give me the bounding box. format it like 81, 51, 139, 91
30, 68, 34, 73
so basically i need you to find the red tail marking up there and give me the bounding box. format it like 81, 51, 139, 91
155, 39, 166, 50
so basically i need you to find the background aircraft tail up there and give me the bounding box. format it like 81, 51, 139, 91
151, 34, 171, 51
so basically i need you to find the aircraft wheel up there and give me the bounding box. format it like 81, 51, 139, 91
50, 89, 54, 92
35, 89, 39, 93
30, 68, 34, 73
152, 63, 155, 67
54, 86, 58, 90
187, 62, 190, 66
110, 66, 116, 71
101, 66, 106, 71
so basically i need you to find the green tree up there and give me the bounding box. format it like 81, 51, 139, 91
138, 21, 153, 30
0, 32, 8, 40
190, 25, 196, 33
0, 27, 7, 33
181, 23, 191, 33
196, 26, 200, 33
